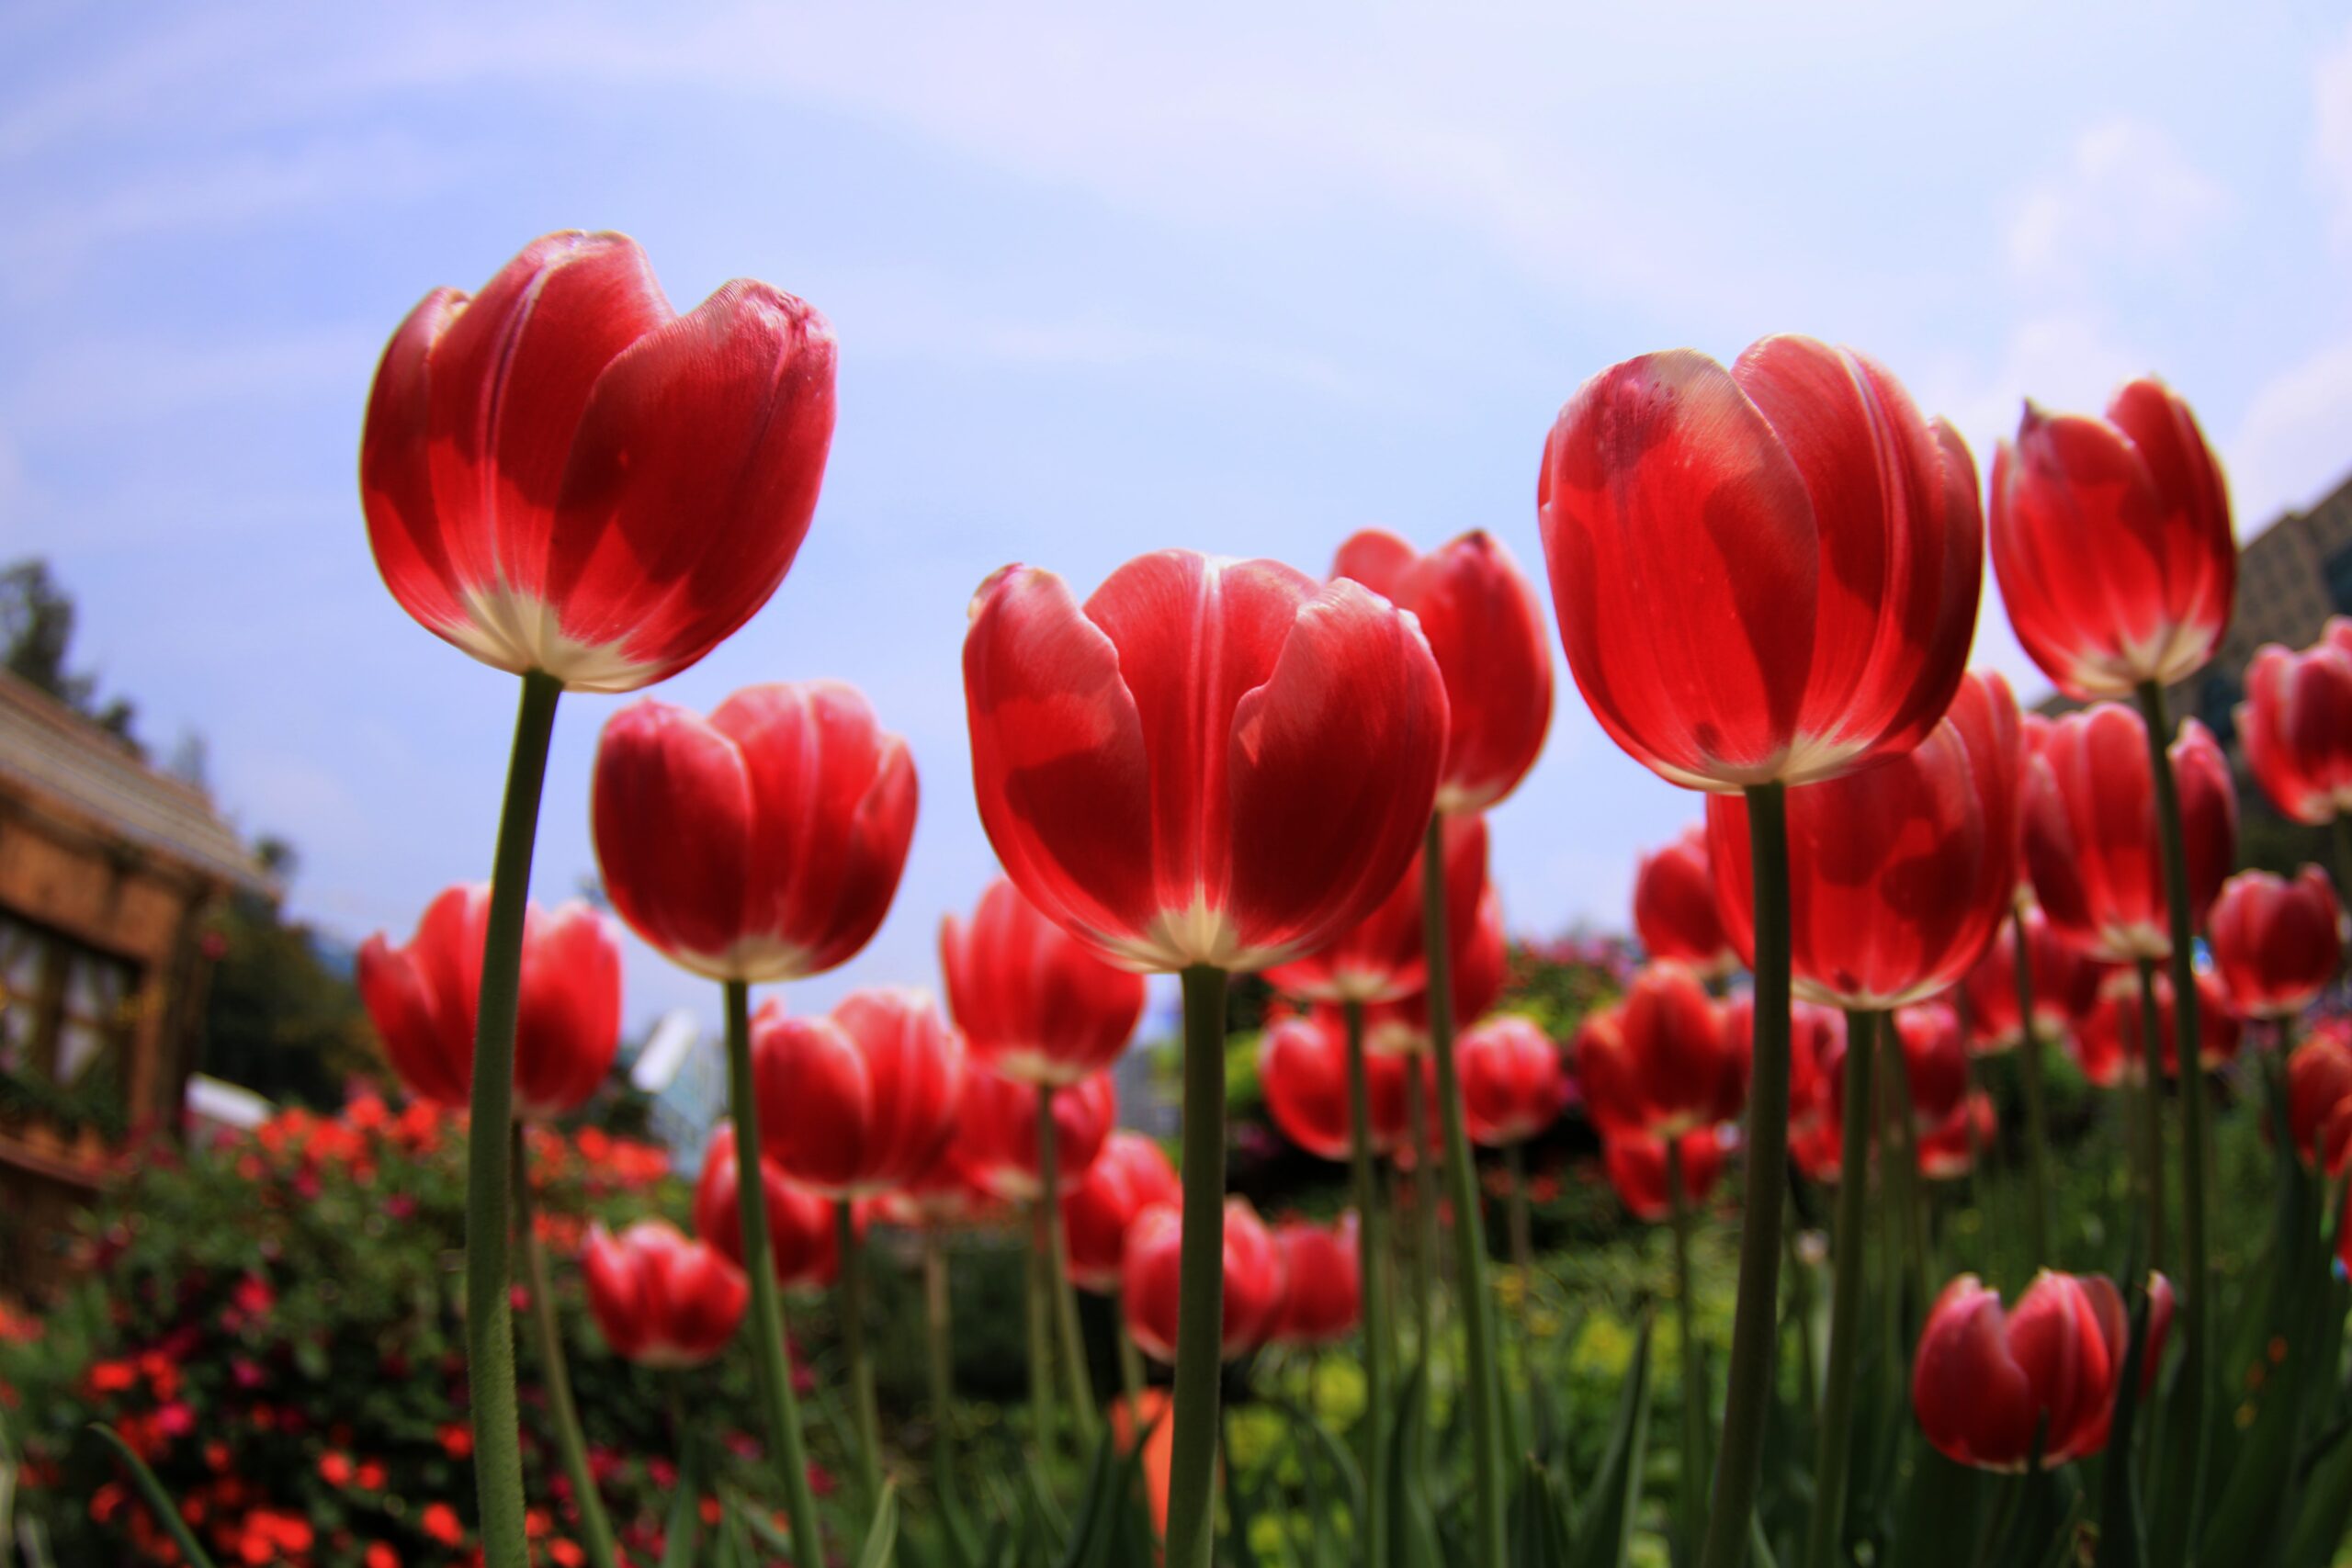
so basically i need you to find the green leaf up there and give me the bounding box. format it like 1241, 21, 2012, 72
1508, 1453, 1575, 1567
856, 1482, 901, 1568
660, 1434, 705, 1568
86, 1425, 216, 1568
1567, 1312, 1652, 1568
2094, 1290, 2154, 1568
1387, 1367, 1443, 1568
1267, 1395, 1366, 1524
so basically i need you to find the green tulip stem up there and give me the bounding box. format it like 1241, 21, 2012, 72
2009, 908, 2054, 1267
1342, 998, 1395, 1565
1164, 964, 1232, 1568
838, 1200, 885, 1509
508, 1125, 617, 1568
1802, 1010, 1879, 1568
1040, 1085, 1102, 1448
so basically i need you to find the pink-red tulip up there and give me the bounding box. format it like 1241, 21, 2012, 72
1537, 334, 1981, 792
1329, 528, 1553, 813
582, 1221, 749, 1369
963, 550, 1448, 973
1267, 1214, 1363, 1348
2288, 1026, 2352, 1174
1258, 1013, 1436, 1164
1733, 996, 1847, 1145
1917, 1094, 1998, 1181
2073, 968, 2243, 1086
2207, 867, 2344, 1020
691, 1125, 842, 1292
360, 231, 835, 693
752, 989, 967, 1197
1359, 885, 1510, 1056
1990, 379, 2233, 702
1123, 1199, 1288, 1362
1602, 1130, 1728, 1222
954, 1067, 1116, 1203
1576, 965, 1746, 1140
940, 876, 1148, 1086
2022, 704, 2237, 964
1263, 816, 1488, 1005
1633, 826, 1737, 977
1956, 905, 2108, 1054
1893, 1002, 1972, 1132
2239, 622, 2352, 825
1456, 1015, 1570, 1147
1061, 1132, 1181, 1293
357, 885, 620, 1121
593, 682, 917, 983
1709, 671, 2022, 1010
873, 1139, 998, 1232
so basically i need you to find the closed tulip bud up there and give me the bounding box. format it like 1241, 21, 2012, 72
1360, 884, 1510, 1056
1709, 671, 2023, 1010
1602, 1130, 1727, 1222
2022, 704, 2237, 964
1957, 905, 2109, 1054
1991, 379, 2233, 701
1263, 816, 1488, 1005
1538, 334, 1982, 792
752, 989, 967, 1198
357, 885, 620, 1121
963, 550, 1449, 974
1061, 1132, 1181, 1294
1123, 1198, 1288, 1362
2208, 867, 2345, 1020
1267, 1214, 1363, 1349
2073, 968, 2243, 1087
1917, 1093, 1998, 1181
691, 1126, 841, 1292
954, 1068, 1116, 1203
941, 877, 1148, 1086
1577, 965, 1746, 1140
2239, 622, 2352, 825
1329, 528, 1554, 813
1457, 1015, 1570, 1148
2286, 1027, 2352, 1174
592, 682, 917, 983
1633, 826, 1737, 977
1259, 1013, 1432, 1164
582, 1221, 748, 1369
361, 231, 835, 692
1893, 1002, 1971, 1132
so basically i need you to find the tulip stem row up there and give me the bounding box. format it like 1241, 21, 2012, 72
1026, 1190, 1059, 1469
721, 978, 826, 1565
1164, 964, 1231, 1568
508, 1126, 618, 1568
1666, 1136, 1709, 1566
1698, 781, 1792, 1568
1876, 1020, 1930, 1336
921, 1231, 965, 1524
1403, 1066, 1439, 1410
838, 1200, 886, 1515
2008, 912, 2053, 1266
1040, 1086, 1102, 1450
1341, 998, 1394, 1568
2131, 959, 2171, 1273
461, 669, 562, 1568
1803, 1010, 1879, 1568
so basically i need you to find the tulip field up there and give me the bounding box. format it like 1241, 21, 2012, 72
16, 222, 2352, 1568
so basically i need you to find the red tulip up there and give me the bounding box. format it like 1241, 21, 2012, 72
964, 550, 1448, 972
1258, 1013, 1435, 1164
1267, 1215, 1363, 1348
1732, 996, 1847, 1140
872, 1138, 998, 1232
2072, 968, 2243, 1086
592, 682, 917, 983
2239, 622, 2352, 825
2288, 1026, 2352, 1174
1456, 1015, 1569, 1147
940, 877, 1148, 1086
1634, 826, 1737, 977
1990, 379, 2233, 702
582, 1221, 749, 1369
1893, 1002, 1972, 1132
1329, 529, 1553, 813
1263, 816, 1488, 1005
2022, 704, 2237, 964
1956, 905, 2109, 1054
357, 885, 620, 1120
1575, 965, 1746, 1139
1061, 1132, 1181, 1293
954, 1067, 1116, 1203
2207, 867, 2344, 1020
1602, 1130, 1727, 1222
361, 231, 835, 693
1123, 1198, 1288, 1362
1537, 334, 1981, 791
691, 1126, 842, 1292
1912, 1270, 2173, 1471
1917, 1093, 1998, 1181
1359, 885, 1509, 1056
1709, 671, 2021, 1010
752, 988, 967, 1197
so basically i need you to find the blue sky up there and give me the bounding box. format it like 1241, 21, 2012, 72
6, 2, 2352, 1036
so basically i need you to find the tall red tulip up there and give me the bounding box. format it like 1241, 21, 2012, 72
593, 682, 917, 982
941, 877, 1148, 1086
1329, 529, 1553, 813
1259, 1013, 1435, 1163
1892, 1002, 1971, 1132
1709, 671, 2022, 1010
1634, 826, 1737, 977
2021, 704, 2236, 964
1990, 379, 2233, 703
2239, 622, 2352, 826
963, 549, 1449, 974
361, 231, 835, 694
357, 885, 621, 1121
752, 989, 967, 1198
1917, 1094, 1998, 1181
954, 1067, 1117, 1203
2207, 867, 2344, 1020
1456, 1016, 1570, 1148
1602, 1130, 1728, 1222
1778, 1004, 1856, 1182
1123, 1199, 1288, 1362
2287, 1027, 2352, 1174
1576, 965, 1746, 1139
1262, 816, 1488, 1005
1359, 886, 1510, 1056
1062, 1132, 1182, 1294
2073, 968, 2243, 1085
692, 1126, 842, 1292
1267, 1215, 1363, 1349
582, 1221, 749, 1369
1957, 904, 2107, 1054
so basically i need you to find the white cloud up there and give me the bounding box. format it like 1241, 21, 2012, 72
2005, 118, 2227, 293
2316, 22, 2352, 250
2228, 337, 2352, 525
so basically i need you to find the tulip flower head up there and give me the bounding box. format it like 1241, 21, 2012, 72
2239, 621, 2352, 825
1123, 1198, 1289, 1362
1917, 1094, 1999, 1181
963, 550, 1449, 973
752, 988, 967, 1198
1061, 1132, 1181, 1293
691, 1126, 842, 1292
361, 231, 836, 692
582, 1221, 749, 1370
1990, 378, 2233, 702
1258, 1012, 1435, 1164
357, 885, 621, 1121
1602, 1129, 1728, 1222
1456, 1015, 1570, 1148
1359, 884, 1510, 1056
940, 877, 1148, 1087
1893, 1002, 1972, 1134
2073, 968, 2243, 1086
1633, 826, 1738, 977
1538, 334, 1982, 792
1263, 815, 1489, 1005
1267, 1214, 1363, 1349
593, 682, 917, 983
2289, 1026, 2352, 1175
1957, 905, 2109, 1054
1575, 964, 1746, 1140
954, 1067, 1116, 1203
2207, 867, 2344, 1020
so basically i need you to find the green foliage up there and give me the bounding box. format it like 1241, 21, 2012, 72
198, 886, 381, 1111
0, 557, 139, 748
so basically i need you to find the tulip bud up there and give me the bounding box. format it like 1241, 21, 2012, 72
1122, 1198, 1287, 1362
582, 1221, 748, 1369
